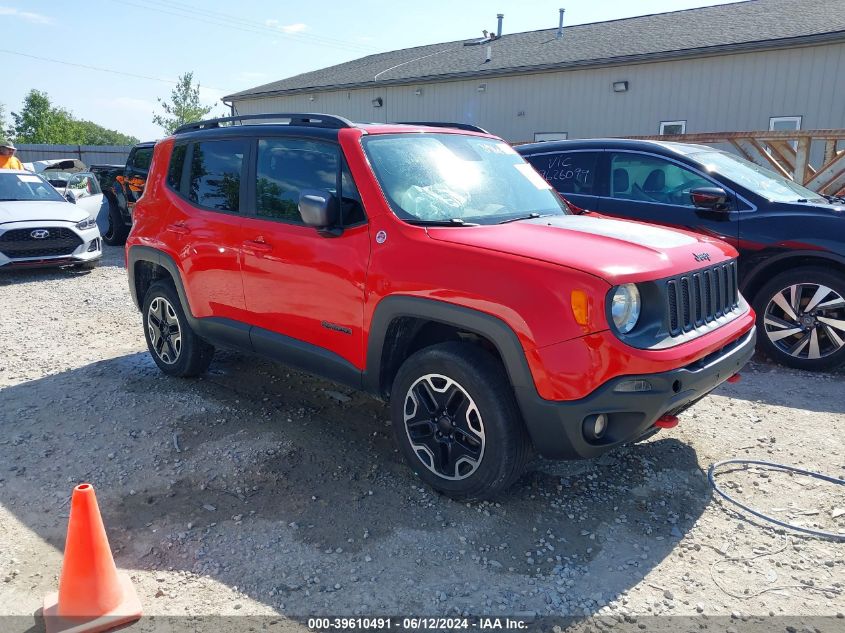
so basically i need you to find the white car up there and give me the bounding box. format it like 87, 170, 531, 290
0, 170, 102, 270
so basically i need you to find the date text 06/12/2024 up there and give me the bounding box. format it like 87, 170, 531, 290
307, 617, 528, 630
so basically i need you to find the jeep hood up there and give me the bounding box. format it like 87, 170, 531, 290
425, 214, 736, 285
0, 200, 88, 225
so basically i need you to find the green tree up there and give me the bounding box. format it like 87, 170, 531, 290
153, 72, 215, 134
11, 90, 77, 144
10, 90, 139, 145
72, 119, 139, 145
0, 103, 9, 138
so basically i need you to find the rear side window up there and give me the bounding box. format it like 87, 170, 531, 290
188, 139, 246, 212
167, 144, 187, 190
526, 152, 601, 195
256, 138, 338, 223
131, 147, 154, 172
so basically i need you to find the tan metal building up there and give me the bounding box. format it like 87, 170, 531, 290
225, 0, 845, 143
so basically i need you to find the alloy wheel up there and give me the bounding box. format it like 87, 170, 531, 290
403, 374, 486, 480
147, 297, 182, 364
764, 283, 845, 360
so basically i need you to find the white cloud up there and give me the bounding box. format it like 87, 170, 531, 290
265, 19, 308, 34
0, 6, 52, 24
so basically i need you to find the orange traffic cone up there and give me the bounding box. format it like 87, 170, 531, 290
42, 483, 142, 633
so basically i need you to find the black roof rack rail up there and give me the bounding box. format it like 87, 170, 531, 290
394, 121, 489, 134
173, 113, 355, 134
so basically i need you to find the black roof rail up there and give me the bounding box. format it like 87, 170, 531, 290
173, 113, 355, 134
394, 121, 490, 134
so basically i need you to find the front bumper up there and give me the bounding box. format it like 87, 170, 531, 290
0, 221, 102, 269
517, 326, 756, 459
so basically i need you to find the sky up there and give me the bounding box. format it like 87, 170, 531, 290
1, 0, 742, 141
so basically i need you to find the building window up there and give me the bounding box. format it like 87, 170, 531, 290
659, 121, 686, 135
770, 116, 802, 132
533, 132, 568, 142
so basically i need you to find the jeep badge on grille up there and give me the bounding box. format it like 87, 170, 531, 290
694, 252, 711, 262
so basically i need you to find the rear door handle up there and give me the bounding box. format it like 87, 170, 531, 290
166, 223, 190, 235
244, 239, 272, 253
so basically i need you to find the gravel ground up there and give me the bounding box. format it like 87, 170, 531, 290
0, 246, 843, 630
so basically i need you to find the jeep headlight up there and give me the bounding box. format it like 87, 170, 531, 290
76, 216, 97, 230
610, 284, 641, 334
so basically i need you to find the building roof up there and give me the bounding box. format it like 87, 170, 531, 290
226, 0, 845, 100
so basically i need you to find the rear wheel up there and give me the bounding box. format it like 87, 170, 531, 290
102, 199, 128, 246
754, 267, 845, 371
389, 342, 531, 500
142, 280, 214, 377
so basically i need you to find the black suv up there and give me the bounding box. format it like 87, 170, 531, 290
91, 141, 155, 245
517, 139, 845, 371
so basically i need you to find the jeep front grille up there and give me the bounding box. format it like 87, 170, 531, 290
666, 260, 739, 336
0, 227, 82, 259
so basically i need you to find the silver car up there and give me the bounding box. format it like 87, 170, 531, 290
0, 169, 102, 269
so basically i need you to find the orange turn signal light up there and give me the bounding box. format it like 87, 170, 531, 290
571, 290, 590, 326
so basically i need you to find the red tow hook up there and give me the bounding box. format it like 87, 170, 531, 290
726, 373, 742, 384
655, 414, 679, 429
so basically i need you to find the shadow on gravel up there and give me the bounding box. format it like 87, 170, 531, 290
0, 350, 710, 617
711, 357, 845, 414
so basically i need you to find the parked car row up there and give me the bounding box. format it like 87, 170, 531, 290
516, 139, 845, 371
5, 115, 842, 499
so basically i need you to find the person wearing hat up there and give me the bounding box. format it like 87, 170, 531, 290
0, 139, 24, 170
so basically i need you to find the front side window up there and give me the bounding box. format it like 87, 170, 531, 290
609, 153, 712, 206
188, 139, 245, 212
693, 150, 824, 203
0, 172, 64, 202
362, 134, 568, 224
525, 152, 601, 195
256, 138, 338, 222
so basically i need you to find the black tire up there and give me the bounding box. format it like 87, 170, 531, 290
102, 199, 129, 246
389, 342, 531, 501
753, 267, 845, 371
142, 280, 214, 377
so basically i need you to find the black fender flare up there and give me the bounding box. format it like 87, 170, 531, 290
363, 295, 539, 401
741, 249, 845, 298
127, 245, 194, 319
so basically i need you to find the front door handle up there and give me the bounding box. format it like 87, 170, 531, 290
166, 223, 189, 235
244, 239, 272, 253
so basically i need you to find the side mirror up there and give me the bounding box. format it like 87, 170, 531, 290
65, 191, 77, 204
690, 187, 729, 211
298, 189, 340, 236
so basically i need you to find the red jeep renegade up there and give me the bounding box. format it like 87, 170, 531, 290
126, 114, 756, 499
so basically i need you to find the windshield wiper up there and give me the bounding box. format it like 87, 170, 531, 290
497, 212, 546, 224
405, 218, 479, 227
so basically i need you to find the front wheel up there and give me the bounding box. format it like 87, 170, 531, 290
389, 342, 531, 500
142, 280, 215, 377
753, 267, 845, 371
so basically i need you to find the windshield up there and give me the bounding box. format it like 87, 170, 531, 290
693, 151, 824, 203
362, 134, 569, 224
0, 172, 66, 202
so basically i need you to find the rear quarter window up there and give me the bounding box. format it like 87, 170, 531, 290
167, 144, 187, 191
